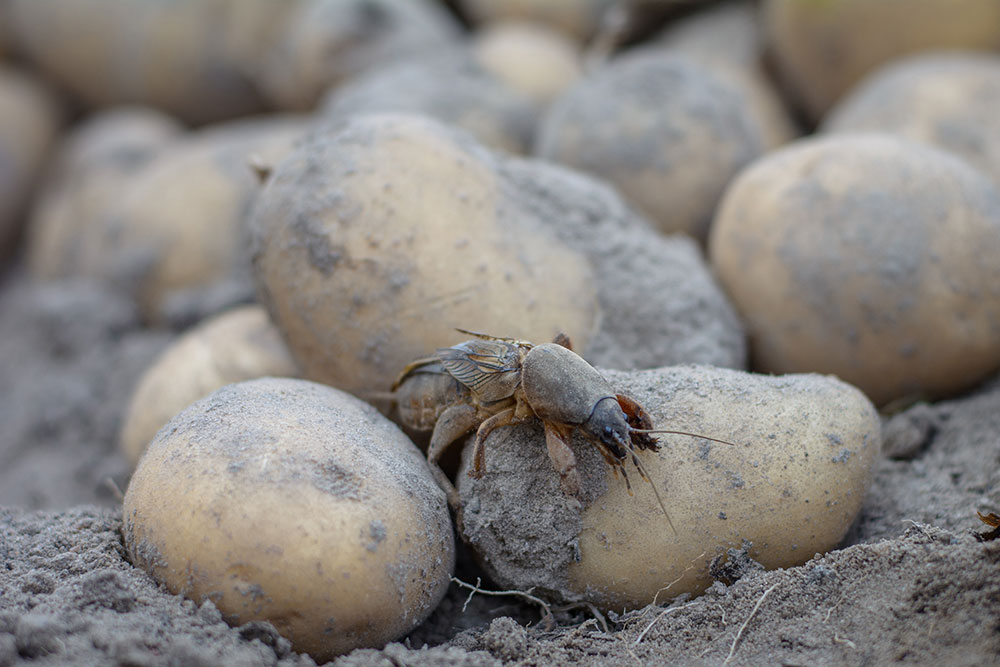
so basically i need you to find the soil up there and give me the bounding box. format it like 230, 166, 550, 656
2, 267, 999, 667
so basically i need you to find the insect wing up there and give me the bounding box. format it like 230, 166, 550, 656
437, 339, 526, 402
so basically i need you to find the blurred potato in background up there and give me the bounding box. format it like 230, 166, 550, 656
823, 51, 1000, 187
460, 0, 616, 41
471, 21, 583, 106
255, 0, 462, 111
536, 49, 768, 241
26, 107, 184, 280
0, 65, 62, 262
763, 0, 1000, 122
320, 49, 538, 155
6, 0, 292, 124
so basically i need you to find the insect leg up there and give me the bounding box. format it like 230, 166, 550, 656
427, 404, 481, 510
392, 356, 444, 391
469, 407, 516, 479
551, 332, 573, 350
543, 422, 582, 496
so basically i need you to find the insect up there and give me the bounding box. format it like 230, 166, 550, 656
388, 329, 737, 532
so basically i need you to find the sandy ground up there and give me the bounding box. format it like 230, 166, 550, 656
1, 268, 999, 666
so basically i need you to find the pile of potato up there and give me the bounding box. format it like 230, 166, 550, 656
4, 0, 1000, 659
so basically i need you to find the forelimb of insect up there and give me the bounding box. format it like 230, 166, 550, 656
425, 404, 481, 511
467, 407, 585, 498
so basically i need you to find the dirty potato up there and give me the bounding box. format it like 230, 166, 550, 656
248, 113, 599, 396
0, 66, 62, 261
460, 0, 615, 41
119, 305, 299, 467
255, 0, 461, 111
763, 0, 1000, 121
79, 115, 309, 324
822, 52, 1000, 185
536, 49, 767, 240
123, 377, 455, 661
654, 1, 798, 150
709, 134, 1000, 406
458, 365, 879, 610
320, 50, 538, 155
26, 107, 184, 280
471, 21, 583, 106
6, 0, 289, 123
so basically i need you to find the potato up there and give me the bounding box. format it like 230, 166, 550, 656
6, 0, 289, 124
78, 115, 310, 324
248, 113, 600, 395
119, 305, 299, 467
458, 365, 879, 610
320, 49, 538, 155
256, 0, 461, 111
536, 49, 767, 240
26, 107, 184, 280
822, 52, 1000, 185
708, 134, 1000, 406
123, 377, 454, 660
763, 0, 1000, 121
654, 1, 798, 150
459, 0, 615, 41
0, 66, 62, 261
472, 21, 583, 106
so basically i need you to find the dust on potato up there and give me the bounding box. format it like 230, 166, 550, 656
123, 377, 455, 661
708, 133, 1000, 406
119, 305, 298, 467
492, 157, 748, 371
458, 365, 879, 610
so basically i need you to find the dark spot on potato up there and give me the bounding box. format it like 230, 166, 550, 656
311, 460, 365, 500
292, 214, 344, 276
366, 520, 387, 552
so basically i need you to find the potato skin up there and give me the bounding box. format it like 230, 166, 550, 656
0, 66, 61, 260
248, 113, 599, 395
123, 377, 454, 661
822, 52, 1000, 185
763, 0, 1000, 121
708, 134, 1000, 406
119, 305, 299, 466
536, 50, 766, 240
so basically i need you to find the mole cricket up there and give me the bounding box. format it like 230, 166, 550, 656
384, 329, 739, 533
